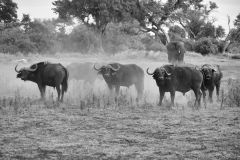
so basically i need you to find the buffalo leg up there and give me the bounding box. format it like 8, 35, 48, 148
38, 84, 46, 100
215, 82, 220, 101
158, 89, 165, 106
202, 89, 207, 108
115, 85, 120, 96
208, 88, 214, 103
107, 84, 113, 93
193, 89, 202, 108
60, 85, 64, 102
56, 85, 61, 101
170, 91, 175, 108
135, 81, 144, 100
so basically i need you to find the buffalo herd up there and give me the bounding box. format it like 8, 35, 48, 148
15, 47, 223, 108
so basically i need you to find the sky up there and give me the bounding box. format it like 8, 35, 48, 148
13, 0, 240, 32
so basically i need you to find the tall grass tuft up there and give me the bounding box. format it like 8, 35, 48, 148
223, 79, 240, 108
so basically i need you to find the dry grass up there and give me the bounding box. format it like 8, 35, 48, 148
0, 52, 240, 159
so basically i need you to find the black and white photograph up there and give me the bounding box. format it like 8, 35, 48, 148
0, 0, 240, 159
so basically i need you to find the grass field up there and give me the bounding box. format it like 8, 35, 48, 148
0, 51, 240, 159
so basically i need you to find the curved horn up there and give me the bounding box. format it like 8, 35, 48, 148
161, 67, 171, 76
93, 64, 101, 71
212, 65, 218, 72
15, 64, 20, 73
25, 64, 38, 72
108, 64, 120, 71
146, 68, 154, 75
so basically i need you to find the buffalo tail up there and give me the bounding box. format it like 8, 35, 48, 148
62, 67, 69, 92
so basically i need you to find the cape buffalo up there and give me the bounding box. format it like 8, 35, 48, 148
67, 62, 99, 84
166, 41, 185, 64
147, 64, 203, 107
94, 63, 144, 98
15, 62, 69, 102
201, 64, 223, 103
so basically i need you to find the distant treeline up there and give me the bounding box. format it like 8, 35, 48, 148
0, 0, 240, 55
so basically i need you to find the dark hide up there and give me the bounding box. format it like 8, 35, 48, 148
95, 63, 144, 98
67, 62, 99, 84
147, 64, 203, 107
201, 64, 223, 103
16, 62, 68, 102
166, 41, 185, 64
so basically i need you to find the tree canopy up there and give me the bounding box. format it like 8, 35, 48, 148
0, 0, 18, 23
171, 0, 218, 39
52, 0, 185, 41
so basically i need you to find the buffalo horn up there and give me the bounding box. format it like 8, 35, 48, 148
146, 68, 154, 75
93, 64, 101, 71
15, 64, 20, 73
108, 64, 120, 71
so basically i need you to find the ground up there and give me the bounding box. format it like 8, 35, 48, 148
0, 51, 240, 159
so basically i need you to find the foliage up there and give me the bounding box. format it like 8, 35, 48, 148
216, 26, 225, 38
227, 42, 240, 54
0, 27, 36, 54
0, 18, 60, 54
52, 0, 139, 33
26, 20, 58, 54
56, 22, 145, 54
141, 35, 166, 52
102, 23, 145, 54
182, 39, 195, 51
52, 0, 185, 41
234, 13, 240, 27
197, 22, 225, 39
0, 0, 230, 55
194, 37, 218, 55
171, 0, 219, 40
21, 14, 31, 32
228, 28, 240, 43
0, 0, 18, 23
67, 25, 102, 53
226, 13, 240, 54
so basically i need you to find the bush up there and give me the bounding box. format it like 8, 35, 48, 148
183, 39, 195, 51
147, 41, 166, 52
102, 25, 127, 54
210, 38, 227, 53
227, 42, 240, 54
16, 40, 37, 54
194, 37, 218, 55
224, 79, 240, 107
141, 36, 166, 52
102, 23, 145, 54
0, 27, 37, 54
